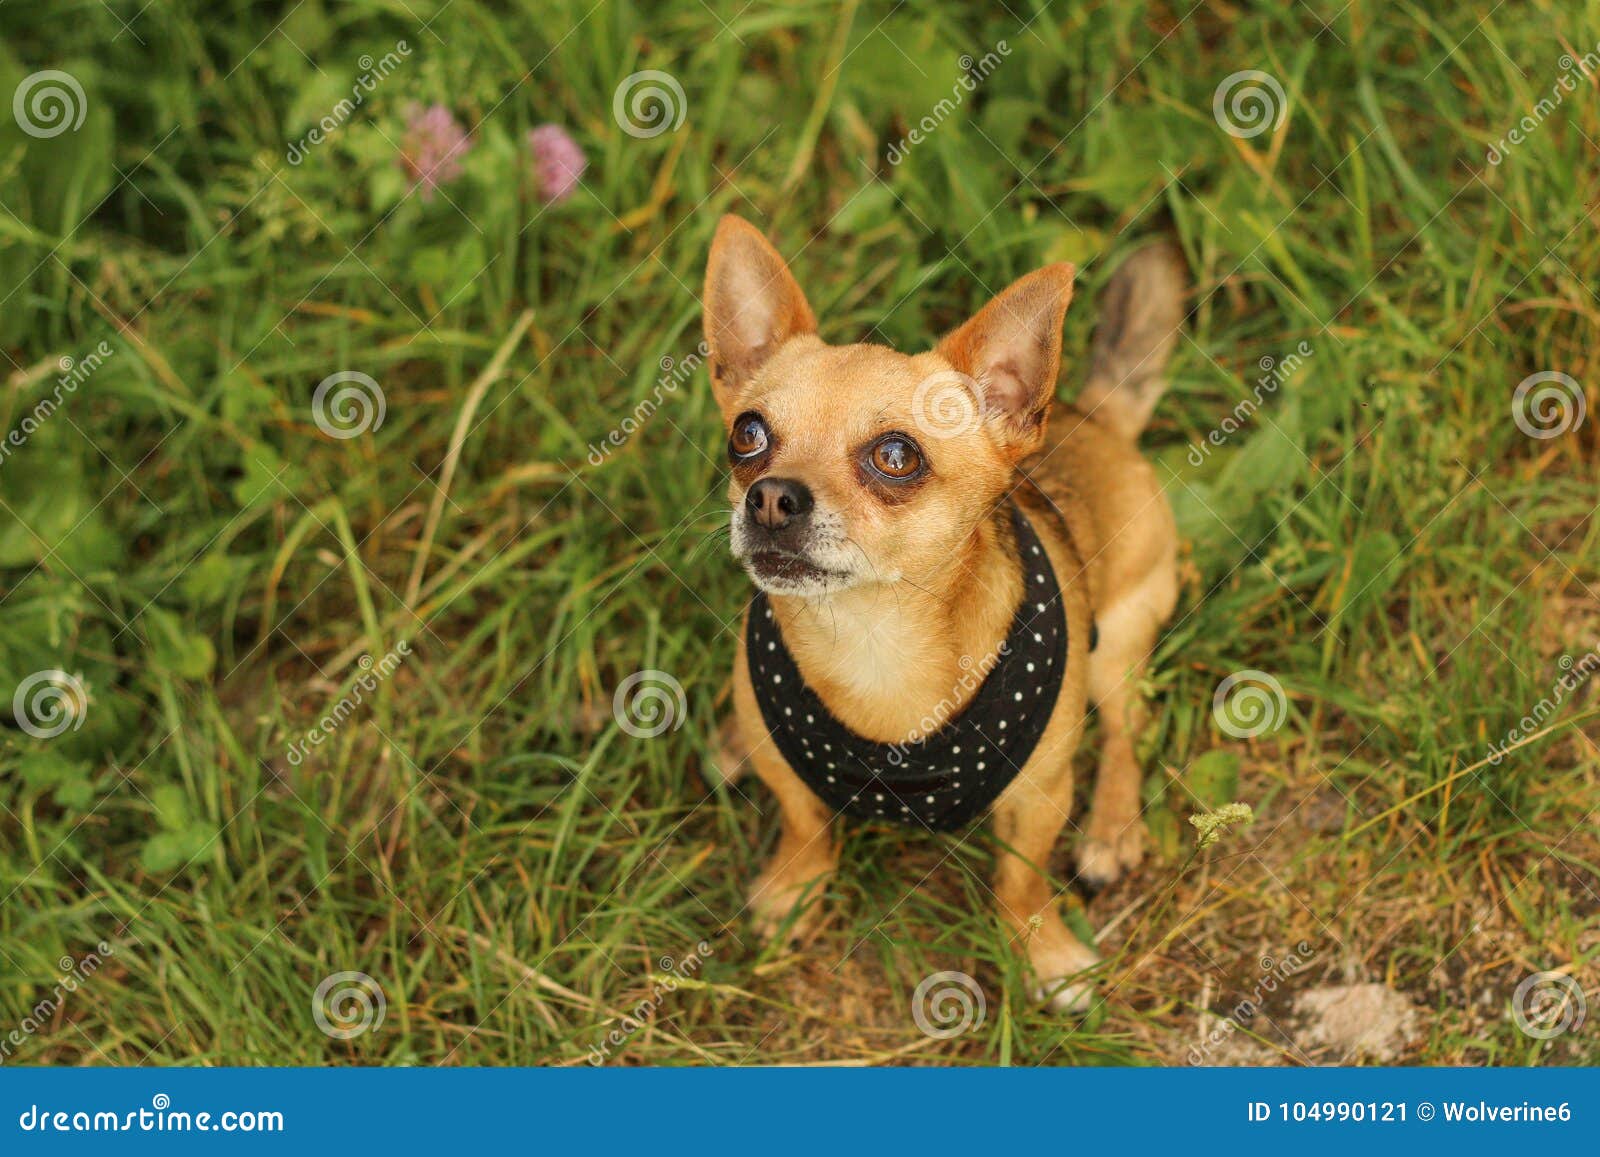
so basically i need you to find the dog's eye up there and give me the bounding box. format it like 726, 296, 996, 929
868, 434, 923, 479
729, 412, 769, 460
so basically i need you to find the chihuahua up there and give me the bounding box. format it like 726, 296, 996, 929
703, 215, 1183, 1009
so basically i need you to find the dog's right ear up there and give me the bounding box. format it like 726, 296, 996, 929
703, 215, 816, 412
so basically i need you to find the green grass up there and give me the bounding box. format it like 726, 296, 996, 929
2, 0, 1598, 1066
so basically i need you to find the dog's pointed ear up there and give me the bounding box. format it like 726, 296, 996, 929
703, 215, 816, 412
936, 263, 1075, 458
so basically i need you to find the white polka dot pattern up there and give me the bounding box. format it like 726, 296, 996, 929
746, 504, 1068, 831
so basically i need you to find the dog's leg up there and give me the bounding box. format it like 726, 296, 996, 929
729, 637, 838, 941
745, 761, 838, 940
991, 766, 1099, 1012
1076, 566, 1176, 887
1076, 664, 1150, 888
745, 749, 837, 942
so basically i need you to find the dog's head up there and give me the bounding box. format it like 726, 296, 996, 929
703, 214, 1075, 598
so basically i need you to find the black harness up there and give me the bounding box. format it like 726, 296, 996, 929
746, 505, 1069, 832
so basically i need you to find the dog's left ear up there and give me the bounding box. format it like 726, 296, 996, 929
703, 214, 817, 414
936, 263, 1075, 458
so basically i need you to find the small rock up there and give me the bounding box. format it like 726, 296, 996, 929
1293, 983, 1419, 1062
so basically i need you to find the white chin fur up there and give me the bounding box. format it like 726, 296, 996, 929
730, 508, 876, 598
742, 564, 855, 599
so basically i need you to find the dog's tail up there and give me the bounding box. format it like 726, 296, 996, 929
1074, 241, 1187, 440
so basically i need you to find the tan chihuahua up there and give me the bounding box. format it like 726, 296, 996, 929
704, 215, 1183, 1009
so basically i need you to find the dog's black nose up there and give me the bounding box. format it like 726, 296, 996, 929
745, 478, 813, 531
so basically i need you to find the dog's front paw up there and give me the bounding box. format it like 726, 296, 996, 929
1075, 822, 1147, 890
1027, 937, 1100, 1014
1031, 974, 1095, 1013
747, 868, 828, 944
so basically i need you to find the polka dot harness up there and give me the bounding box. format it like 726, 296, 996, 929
746, 504, 1068, 832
